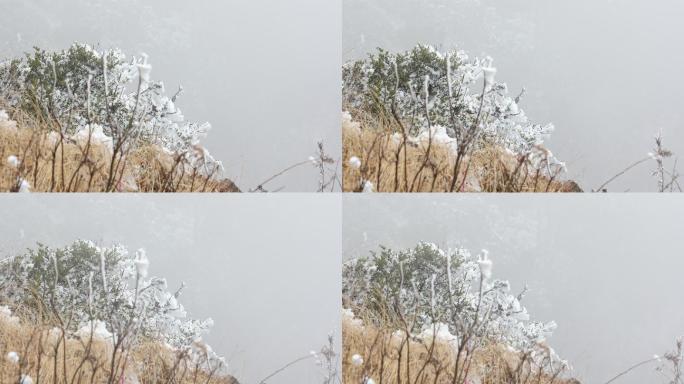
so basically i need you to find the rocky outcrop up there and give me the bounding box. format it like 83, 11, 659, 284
559, 180, 583, 192
217, 178, 241, 192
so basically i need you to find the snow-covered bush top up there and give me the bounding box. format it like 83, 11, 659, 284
343, 242, 567, 370
342, 44, 556, 156
0, 43, 219, 172
0, 240, 217, 359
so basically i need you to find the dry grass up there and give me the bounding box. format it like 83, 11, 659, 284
342, 112, 582, 193
0, 107, 239, 193
342, 317, 579, 384
0, 313, 238, 384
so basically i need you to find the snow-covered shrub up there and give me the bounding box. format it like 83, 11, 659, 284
342, 44, 557, 158
0, 43, 220, 174
0, 240, 218, 361
343, 242, 567, 372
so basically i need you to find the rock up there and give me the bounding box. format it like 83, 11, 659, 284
559, 180, 583, 192
216, 178, 241, 192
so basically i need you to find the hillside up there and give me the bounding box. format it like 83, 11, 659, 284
341, 45, 581, 193
342, 243, 578, 384
0, 241, 237, 383
0, 43, 238, 192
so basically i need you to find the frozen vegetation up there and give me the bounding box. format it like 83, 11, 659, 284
0, 43, 238, 192
342, 44, 681, 192
342, 241, 684, 384
0, 240, 340, 384
0, 43, 339, 192
343, 45, 557, 157
342, 44, 574, 193
342, 242, 572, 384
0, 240, 231, 383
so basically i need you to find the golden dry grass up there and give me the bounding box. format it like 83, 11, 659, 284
0, 108, 239, 193
342, 113, 582, 193
0, 313, 238, 384
342, 316, 578, 384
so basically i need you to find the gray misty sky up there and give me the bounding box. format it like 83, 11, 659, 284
344, 194, 684, 384
344, 0, 684, 192
0, 195, 342, 384
0, 0, 341, 192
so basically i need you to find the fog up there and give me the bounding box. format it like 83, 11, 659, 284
0, 194, 342, 384
0, 0, 341, 191
344, 194, 684, 383
344, 0, 684, 192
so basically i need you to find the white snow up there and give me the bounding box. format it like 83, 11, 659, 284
416, 125, 458, 153
483, 67, 497, 91
137, 53, 152, 83
348, 156, 361, 170
0, 110, 17, 131
418, 323, 459, 345
446, 252, 454, 294
73, 124, 113, 153
509, 297, 530, 321
477, 250, 492, 280
343, 307, 363, 327
134, 248, 150, 278
482, 56, 497, 92
446, 53, 453, 98
342, 111, 361, 132
18, 179, 31, 193
361, 180, 374, 193
0, 305, 12, 317
423, 75, 430, 103
430, 273, 437, 311
351, 354, 364, 366
6, 155, 19, 168
6, 351, 19, 364
76, 320, 113, 341
46, 131, 60, 146
342, 307, 355, 319
0, 305, 19, 325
